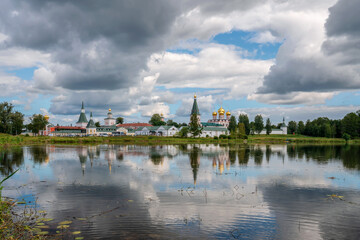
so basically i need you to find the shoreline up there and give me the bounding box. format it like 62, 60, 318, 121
0, 134, 357, 146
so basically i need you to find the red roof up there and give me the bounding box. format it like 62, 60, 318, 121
116, 123, 152, 129
54, 126, 85, 130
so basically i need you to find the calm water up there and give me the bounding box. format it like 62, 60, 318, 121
1, 144, 360, 239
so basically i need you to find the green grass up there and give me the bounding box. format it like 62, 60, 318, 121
0, 133, 357, 146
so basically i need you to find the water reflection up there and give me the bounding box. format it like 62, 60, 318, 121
1, 144, 360, 239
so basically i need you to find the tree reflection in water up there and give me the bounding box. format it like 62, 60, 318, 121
0, 147, 23, 176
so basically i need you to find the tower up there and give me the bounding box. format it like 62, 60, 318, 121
212, 111, 217, 120
226, 111, 231, 120
218, 107, 225, 120
190, 94, 201, 124
86, 112, 97, 135
76, 101, 88, 128
104, 108, 116, 126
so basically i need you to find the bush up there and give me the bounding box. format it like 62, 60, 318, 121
206, 135, 209, 138
213, 136, 218, 140
219, 134, 227, 139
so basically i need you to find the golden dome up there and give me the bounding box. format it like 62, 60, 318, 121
218, 107, 225, 115
108, 108, 111, 112
44, 115, 49, 120
212, 111, 217, 116
161, 113, 163, 117
226, 111, 231, 116
194, 94, 197, 99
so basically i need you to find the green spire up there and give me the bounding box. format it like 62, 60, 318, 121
191, 94, 200, 115
77, 102, 88, 123
86, 112, 96, 128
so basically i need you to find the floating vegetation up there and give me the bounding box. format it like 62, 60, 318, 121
57, 224, 70, 229
40, 217, 54, 222
327, 194, 344, 200
77, 217, 87, 221
59, 220, 72, 225
72, 231, 82, 235
75, 237, 84, 240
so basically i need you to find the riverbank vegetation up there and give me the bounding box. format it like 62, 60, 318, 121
0, 133, 358, 146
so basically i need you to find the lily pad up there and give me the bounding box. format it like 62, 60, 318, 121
40, 218, 54, 222
77, 218, 87, 221
17, 201, 26, 204
59, 220, 72, 225
75, 237, 84, 240
128, 200, 133, 202
38, 225, 50, 229
37, 231, 49, 235
38, 210, 47, 213
57, 225, 70, 229
72, 231, 82, 235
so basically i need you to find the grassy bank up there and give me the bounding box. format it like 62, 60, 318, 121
0, 133, 357, 146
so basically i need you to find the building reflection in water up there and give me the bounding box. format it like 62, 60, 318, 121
189, 146, 200, 186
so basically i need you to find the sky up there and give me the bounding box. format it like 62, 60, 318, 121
0, 0, 359, 125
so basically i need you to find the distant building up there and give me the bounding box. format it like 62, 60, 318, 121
189, 94, 228, 137
76, 102, 88, 128
207, 107, 231, 128
104, 108, 116, 126
259, 117, 287, 135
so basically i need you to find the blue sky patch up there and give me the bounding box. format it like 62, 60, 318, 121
212, 30, 282, 60
6, 67, 37, 81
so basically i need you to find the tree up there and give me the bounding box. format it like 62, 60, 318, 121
178, 127, 189, 138
288, 121, 297, 134
166, 119, 179, 128
237, 123, 246, 138
297, 121, 305, 135
95, 121, 101, 127
249, 121, 255, 135
0, 102, 24, 135
10, 111, 24, 135
189, 114, 202, 137
27, 114, 48, 135
228, 116, 237, 134
116, 117, 124, 124
342, 112, 360, 138
254, 115, 264, 134
149, 114, 166, 126
265, 118, 272, 135
238, 114, 250, 135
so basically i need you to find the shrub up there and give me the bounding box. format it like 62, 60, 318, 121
213, 136, 218, 140
219, 134, 227, 139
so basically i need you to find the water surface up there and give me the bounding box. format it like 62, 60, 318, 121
1, 144, 360, 239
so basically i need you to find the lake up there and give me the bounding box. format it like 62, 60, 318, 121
1, 144, 360, 239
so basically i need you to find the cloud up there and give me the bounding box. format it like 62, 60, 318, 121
233, 105, 360, 122
147, 45, 273, 97
256, 0, 360, 102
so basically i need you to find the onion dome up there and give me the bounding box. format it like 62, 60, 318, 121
161, 113, 163, 117
194, 94, 196, 99
44, 115, 49, 121
226, 111, 231, 116
218, 107, 225, 115
212, 111, 217, 116
108, 108, 111, 112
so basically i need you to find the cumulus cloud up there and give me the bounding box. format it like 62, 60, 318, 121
255, 0, 360, 103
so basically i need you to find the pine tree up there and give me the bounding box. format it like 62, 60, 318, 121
189, 114, 202, 137
254, 115, 264, 134
238, 114, 250, 135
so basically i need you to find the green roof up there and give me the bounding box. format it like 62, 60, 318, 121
161, 126, 178, 130
96, 126, 116, 132
127, 129, 135, 133
76, 101, 88, 123
191, 97, 200, 115
201, 122, 223, 127
86, 112, 96, 128
203, 127, 227, 131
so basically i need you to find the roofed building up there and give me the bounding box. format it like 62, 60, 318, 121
76, 101, 88, 128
